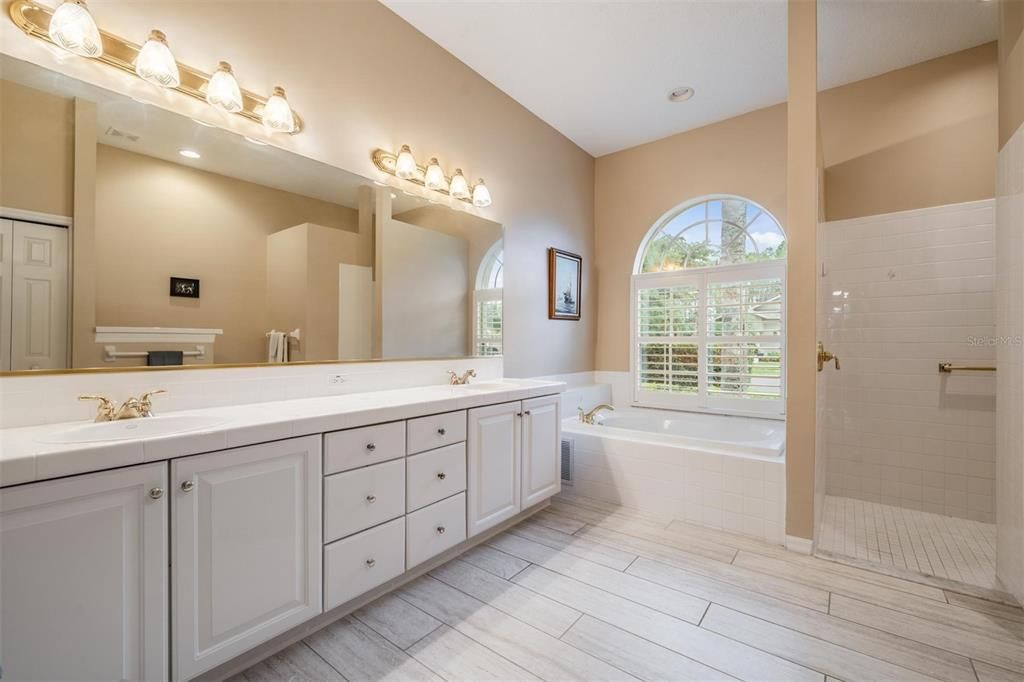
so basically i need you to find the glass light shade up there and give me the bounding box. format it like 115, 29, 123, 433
261, 86, 295, 133
472, 179, 492, 208
49, 0, 103, 58
449, 169, 470, 200
395, 145, 417, 180
135, 30, 180, 88
424, 158, 447, 191
206, 61, 242, 113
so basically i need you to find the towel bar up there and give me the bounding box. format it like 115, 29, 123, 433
938, 363, 996, 373
104, 345, 205, 361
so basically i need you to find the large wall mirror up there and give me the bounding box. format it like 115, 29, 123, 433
0, 55, 503, 374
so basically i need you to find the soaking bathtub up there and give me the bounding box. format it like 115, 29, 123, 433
561, 406, 787, 544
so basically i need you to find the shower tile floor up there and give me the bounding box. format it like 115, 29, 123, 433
817, 495, 999, 592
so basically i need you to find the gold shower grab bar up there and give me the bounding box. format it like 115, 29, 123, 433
938, 363, 996, 373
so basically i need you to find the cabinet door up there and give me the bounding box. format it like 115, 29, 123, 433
0, 463, 168, 681
467, 400, 521, 537
172, 436, 322, 680
521, 394, 562, 507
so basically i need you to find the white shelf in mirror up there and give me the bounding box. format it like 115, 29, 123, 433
94, 327, 224, 344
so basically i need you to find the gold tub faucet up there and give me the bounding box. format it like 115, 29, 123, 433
578, 404, 614, 425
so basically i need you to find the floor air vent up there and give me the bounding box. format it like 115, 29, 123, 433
560, 438, 575, 486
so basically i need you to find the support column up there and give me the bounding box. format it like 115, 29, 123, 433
785, 0, 818, 548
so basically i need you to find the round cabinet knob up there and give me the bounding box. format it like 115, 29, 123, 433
180, 480, 195, 493
366, 495, 377, 504
149, 487, 164, 499
524, 410, 532, 416
366, 443, 376, 452
437, 427, 446, 436
366, 558, 376, 568
436, 472, 447, 481
436, 526, 446, 535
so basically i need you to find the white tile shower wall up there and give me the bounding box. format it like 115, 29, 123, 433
0, 357, 502, 429
567, 429, 786, 545
822, 200, 997, 522
995, 123, 1024, 603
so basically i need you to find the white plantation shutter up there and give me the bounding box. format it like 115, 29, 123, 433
632, 261, 785, 415
474, 289, 502, 356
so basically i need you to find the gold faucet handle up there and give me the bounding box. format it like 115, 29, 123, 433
139, 389, 167, 403
79, 395, 116, 421
138, 389, 167, 415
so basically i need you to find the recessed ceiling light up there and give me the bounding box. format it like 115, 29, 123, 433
178, 148, 200, 159
668, 86, 695, 103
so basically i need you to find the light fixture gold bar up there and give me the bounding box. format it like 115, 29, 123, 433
8, 0, 302, 133
372, 148, 473, 205
938, 363, 996, 373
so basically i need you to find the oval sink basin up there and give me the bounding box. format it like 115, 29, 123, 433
38, 414, 227, 444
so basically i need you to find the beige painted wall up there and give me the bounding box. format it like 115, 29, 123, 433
0, 0, 596, 378
594, 43, 998, 373
786, 0, 818, 543
819, 43, 998, 221
88, 144, 361, 366
1001, 0, 1024, 149
594, 104, 789, 372
0, 79, 74, 217
266, 222, 370, 363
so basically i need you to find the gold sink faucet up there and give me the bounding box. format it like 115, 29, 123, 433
578, 404, 614, 425
448, 369, 477, 385
79, 390, 167, 422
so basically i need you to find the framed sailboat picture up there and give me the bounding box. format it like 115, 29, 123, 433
548, 248, 582, 320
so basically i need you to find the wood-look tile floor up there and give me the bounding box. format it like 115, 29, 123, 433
234, 493, 1024, 682
817, 495, 999, 591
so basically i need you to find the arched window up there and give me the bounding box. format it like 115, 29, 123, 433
632, 196, 786, 415
474, 242, 503, 356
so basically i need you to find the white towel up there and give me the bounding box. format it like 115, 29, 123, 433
267, 330, 289, 363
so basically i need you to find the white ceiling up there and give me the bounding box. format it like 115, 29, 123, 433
382, 0, 999, 157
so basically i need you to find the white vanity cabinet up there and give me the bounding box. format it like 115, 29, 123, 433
467, 395, 561, 537
0, 462, 169, 681
521, 394, 563, 507
171, 436, 322, 681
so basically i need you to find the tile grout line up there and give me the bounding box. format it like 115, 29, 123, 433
300, 639, 353, 682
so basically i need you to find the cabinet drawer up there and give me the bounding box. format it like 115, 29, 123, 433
324, 518, 405, 611
407, 410, 466, 455
406, 492, 466, 568
324, 459, 405, 542
325, 421, 405, 475
406, 443, 466, 512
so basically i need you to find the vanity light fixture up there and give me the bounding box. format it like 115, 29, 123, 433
178, 148, 201, 159
395, 145, 419, 180
424, 158, 447, 191
261, 86, 295, 133
472, 179, 492, 208
48, 0, 102, 57
449, 169, 470, 200
8, 0, 303, 134
371, 147, 492, 207
206, 61, 243, 113
135, 30, 180, 88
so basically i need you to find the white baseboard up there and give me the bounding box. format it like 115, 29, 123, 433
786, 534, 814, 555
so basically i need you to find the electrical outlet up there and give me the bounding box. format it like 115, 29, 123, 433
327, 374, 345, 386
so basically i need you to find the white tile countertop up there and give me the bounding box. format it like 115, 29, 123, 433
0, 379, 564, 488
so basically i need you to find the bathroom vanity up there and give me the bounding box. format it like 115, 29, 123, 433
0, 380, 563, 681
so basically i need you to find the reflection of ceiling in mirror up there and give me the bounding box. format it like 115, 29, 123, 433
0, 54, 371, 208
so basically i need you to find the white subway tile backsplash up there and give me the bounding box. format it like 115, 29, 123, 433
821, 200, 996, 522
